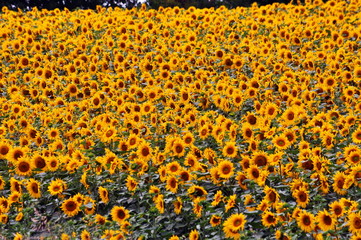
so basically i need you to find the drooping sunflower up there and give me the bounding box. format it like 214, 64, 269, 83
98, 186, 109, 204
126, 176, 138, 192
211, 190, 223, 207
217, 160, 234, 179
317, 210, 335, 232
297, 210, 315, 233
188, 185, 208, 201
26, 178, 41, 198
0, 176, 4, 190
173, 196, 182, 215
111, 206, 130, 224
61, 197, 80, 217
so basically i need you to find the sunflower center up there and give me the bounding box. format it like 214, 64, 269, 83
302, 216, 311, 226
267, 215, 276, 223
323, 215, 332, 225
222, 166, 230, 174
255, 156, 267, 166
19, 162, 30, 172
117, 210, 126, 220
66, 201, 77, 211
234, 219, 242, 227
141, 147, 150, 156
354, 218, 361, 229
226, 147, 234, 155
0, 146, 9, 155
175, 145, 183, 153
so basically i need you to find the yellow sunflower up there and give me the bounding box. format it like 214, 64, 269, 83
217, 160, 234, 179
61, 197, 80, 217
296, 210, 315, 233
317, 210, 335, 232
111, 206, 130, 224
222, 142, 238, 158
26, 178, 41, 198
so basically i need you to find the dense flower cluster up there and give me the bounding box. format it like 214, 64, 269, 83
1, 0, 361, 239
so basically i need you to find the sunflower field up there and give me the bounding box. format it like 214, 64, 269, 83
1, 0, 361, 239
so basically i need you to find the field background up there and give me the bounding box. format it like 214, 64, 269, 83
1, 0, 361, 239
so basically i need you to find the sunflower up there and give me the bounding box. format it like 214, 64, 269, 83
0, 197, 10, 213
48, 179, 66, 196
330, 201, 344, 218
0, 176, 4, 190
173, 197, 182, 214
188, 185, 208, 201
95, 214, 106, 225
352, 129, 361, 144
297, 210, 315, 233
223, 213, 247, 232
272, 134, 290, 150
46, 157, 59, 172
137, 141, 152, 161
61, 197, 80, 217
111, 206, 130, 224
349, 212, 361, 234
210, 215, 222, 227
217, 160, 234, 179
211, 190, 223, 207
262, 211, 278, 228
225, 194, 237, 212
172, 139, 185, 158
264, 186, 279, 206
252, 152, 268, 167
222, 142, 238, 158
0, 142, 10, 158
236, 172, 248, 190
333, 171, 348, 195
10, 177, 22, 193
317, 210, 335, 232
166, 176, 178, 193
126, 176, 138, 192
98, 186, 109, 204
31, 154, 47, 171
8, 147, 26, 163
15, 157, 32, 176
189, 229, 199, 240
293, 187, 309, 208
80, 230, 91, 240
169, 236, 179, 240
155, 194, 165, 214
182, 132, 194, 146
26, 178, 41, 198
166, 161, 182, 175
